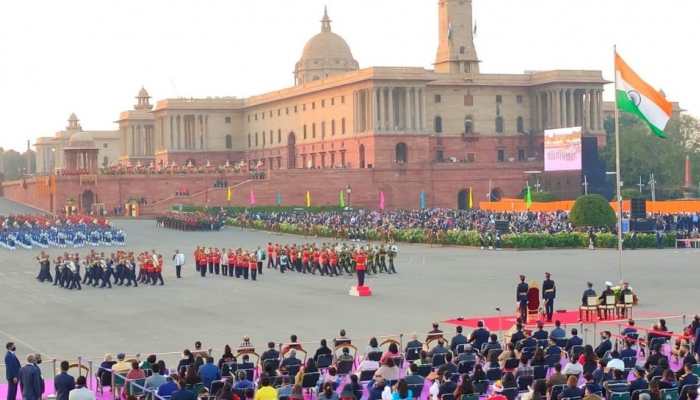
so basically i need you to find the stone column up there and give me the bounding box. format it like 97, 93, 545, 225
353, 91, 358, 133
377, 88, 383, 131
565, 90, 572, 127
554, 89, 561, 128
598, 90, 604, 131
404, 89, 411, 131
388, 88, 395, 132
413, 88, 420, 131
534, 92, 541, 131
420, 88, 426, 131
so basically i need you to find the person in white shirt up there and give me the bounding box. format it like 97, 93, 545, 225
562, 360, 584, 377
173, 250, 185, 279
68, 376, 95, 400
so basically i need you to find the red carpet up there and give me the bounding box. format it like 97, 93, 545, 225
444, 309, 670, 331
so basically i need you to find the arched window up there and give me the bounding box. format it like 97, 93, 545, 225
495, 116, 504, 134
225, 134, 233, 149
517, 116, 525, 133
395, 143, 408, 164
434, 116, 443, 133
464, 116, 474, 134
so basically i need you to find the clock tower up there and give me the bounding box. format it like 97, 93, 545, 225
435, 0, 480, 74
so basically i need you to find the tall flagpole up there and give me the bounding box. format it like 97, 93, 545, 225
613, 45, 624, 282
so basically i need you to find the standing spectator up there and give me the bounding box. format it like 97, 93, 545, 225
18, 354, 43, 400
54, 361, 76, 400
4, 342, 20, 400
68, 376, 95, 400
173, 250, 185, 279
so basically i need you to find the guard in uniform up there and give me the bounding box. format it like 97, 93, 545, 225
542, 272, 556, 322
516, 275, 529, 322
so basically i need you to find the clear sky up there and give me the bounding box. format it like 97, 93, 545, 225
0, 0, 697, 152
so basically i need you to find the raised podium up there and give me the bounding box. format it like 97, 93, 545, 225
349, 285, 372, 297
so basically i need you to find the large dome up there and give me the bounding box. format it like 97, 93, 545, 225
294, 8, 359, 85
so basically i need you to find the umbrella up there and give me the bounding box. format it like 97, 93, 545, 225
606, 358, 624, 371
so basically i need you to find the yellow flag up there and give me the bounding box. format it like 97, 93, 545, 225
468, 187, 473, 209
306, 191, 311, 208
226, 187, 232, 201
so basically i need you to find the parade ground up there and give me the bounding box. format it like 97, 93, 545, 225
0, 200, 698, 369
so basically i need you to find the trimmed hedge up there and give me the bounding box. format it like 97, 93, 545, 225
570, 194, 617, 228
227, 218, 675, 250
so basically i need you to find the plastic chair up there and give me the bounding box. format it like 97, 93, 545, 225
316, 354, 333, 369
661, 388, 679, 400
501, 387, 518, 400
366, 351, 382, 362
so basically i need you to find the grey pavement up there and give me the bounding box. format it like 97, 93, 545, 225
0, 198, 698, 373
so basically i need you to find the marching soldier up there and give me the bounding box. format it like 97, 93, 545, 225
388, 244, 398, 274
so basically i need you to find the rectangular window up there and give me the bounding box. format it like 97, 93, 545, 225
321, 99, 325, 108
518, 149, 526, 161
516, 95, 523, 104
278, 130, 281, 143
341, 118, 346, 135
496, 95, 503, 104
255, 133, 259, 147
466, 153, 476, 163
277, 109, 281, 116
261, 112, 265, 120
321, 121, 326, 138
331, 98, 335, 106
286, 107, 289, 115
464, 95, 474, 107
270, 131, 273, 144
435, 94, 442, 103
303, 125, 307, 139
255, 114, 258, 121
294, 105, 298, 113
497, 149, 505, 162
312, 123, 316, 138
312, 102, 316, 110
303, 104, 306, 111
269, 111, 273, 118
225, 116, 231, 124
341, 96, 345, 104
331, 120, 336, 136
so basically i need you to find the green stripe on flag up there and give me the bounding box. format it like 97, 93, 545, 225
616, 90, 667, 139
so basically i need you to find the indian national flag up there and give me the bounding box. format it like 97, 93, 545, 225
615, 52, 673, 138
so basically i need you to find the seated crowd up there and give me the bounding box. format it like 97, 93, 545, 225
15, 317, 700, 400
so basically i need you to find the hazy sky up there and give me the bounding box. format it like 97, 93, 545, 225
0, 0, 697, 152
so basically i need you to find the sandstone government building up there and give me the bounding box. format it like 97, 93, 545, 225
5, 0, 611, 214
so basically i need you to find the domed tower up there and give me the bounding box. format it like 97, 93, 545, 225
135, 86, 153, 111
67, 113, 81, 130
294, 7, 359, 85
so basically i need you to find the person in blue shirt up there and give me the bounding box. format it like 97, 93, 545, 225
584, 373, 603, 395
629, 367, 649, 394
53, 361, 75, 400
620, 341, 637, 361
595, 331, 612, 359
532, 322, 549, 341
5, 342, 21, 400
233, 370, 254, 391
156, 376, 179, 398
679, 363, 699, 389
565, 329, 583, 352
468, 321, 490, 352
198, 357, 220, 390
171, 378, 197, 400
550, 321, 566, 341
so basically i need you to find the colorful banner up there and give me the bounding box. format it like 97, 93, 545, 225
339, 190, 346, 208
419, 192, 426, 209
275, 193, 282, 207
227, 187, 232, 202
306, 191, 311, 208
468, 187, 473, 209
544, 127, 582, 171
379, 191, 385, 210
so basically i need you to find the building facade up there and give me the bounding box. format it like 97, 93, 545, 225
14, 0, 616, 214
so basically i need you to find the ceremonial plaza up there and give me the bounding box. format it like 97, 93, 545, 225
3, 0, 610, 214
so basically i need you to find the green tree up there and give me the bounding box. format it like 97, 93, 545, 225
569, 194, 617, 228
602, 113, 700, 200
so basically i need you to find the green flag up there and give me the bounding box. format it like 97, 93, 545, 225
339, 190, 345, 208
525, 185, 532, 209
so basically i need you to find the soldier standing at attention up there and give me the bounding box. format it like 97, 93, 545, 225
542, 272, 556, 322
516, 275, 529, 322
